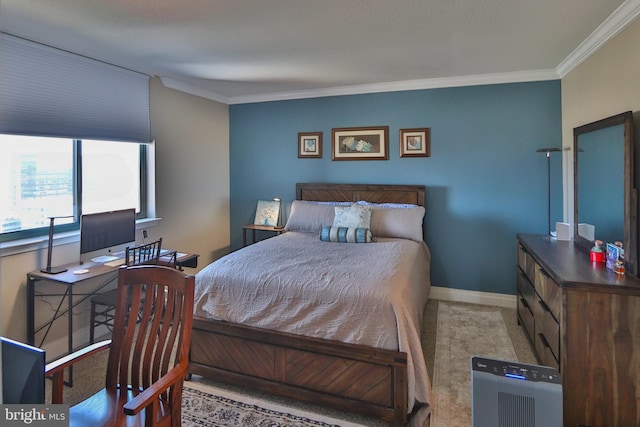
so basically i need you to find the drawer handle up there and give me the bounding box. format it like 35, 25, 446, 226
537, 332, 559, 363
538, 268, 550, 279
537, 298, 551, 313
537, 297, 560, 324
537, 332, 551, 349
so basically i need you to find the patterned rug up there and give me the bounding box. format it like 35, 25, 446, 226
182, 380, 368, 427
430, 301, 518, 427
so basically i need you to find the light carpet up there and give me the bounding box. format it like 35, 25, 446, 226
430, 301, 519, 427
182, 380, 368, 427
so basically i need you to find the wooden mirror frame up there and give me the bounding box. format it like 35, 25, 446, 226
573, 111, 636, 275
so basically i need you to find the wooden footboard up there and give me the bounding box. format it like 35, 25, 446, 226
189, 316, 409, 426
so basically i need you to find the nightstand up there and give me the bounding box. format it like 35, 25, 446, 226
242, 224, 285, 246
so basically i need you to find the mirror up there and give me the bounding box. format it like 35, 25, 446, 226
574, 111, 636, 275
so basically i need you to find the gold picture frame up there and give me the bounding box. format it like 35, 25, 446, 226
400, 128, 430, 157
332, 126, 389, 160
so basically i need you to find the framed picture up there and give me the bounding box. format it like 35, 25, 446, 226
254, 200, 280, 227
332, 126, 389, 160
400, 128, 430, 157
298, 132, 322, 158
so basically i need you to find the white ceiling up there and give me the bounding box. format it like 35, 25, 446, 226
1, 0, 639, 104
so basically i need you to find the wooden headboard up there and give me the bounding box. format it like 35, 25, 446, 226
296, 183, 425, 206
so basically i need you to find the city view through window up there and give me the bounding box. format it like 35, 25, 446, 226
0, 135, 140, 236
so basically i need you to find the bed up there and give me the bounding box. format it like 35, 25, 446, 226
189, 183, 431, 426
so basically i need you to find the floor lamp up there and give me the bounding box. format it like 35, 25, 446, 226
536, 147, 562, 236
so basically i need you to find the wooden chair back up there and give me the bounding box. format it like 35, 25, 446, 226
125, 238, 163, 266
106, 265, 195, 426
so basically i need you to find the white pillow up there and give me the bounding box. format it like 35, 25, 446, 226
369, 205, 426, 241
284, 200, 346, 232
333, 205, 371, 229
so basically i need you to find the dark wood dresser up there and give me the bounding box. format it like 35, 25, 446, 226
516, 234, 640, 427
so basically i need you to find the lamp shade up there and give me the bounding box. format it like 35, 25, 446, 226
536, 147, 562, 154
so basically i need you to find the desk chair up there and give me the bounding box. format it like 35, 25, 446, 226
89, 239, 163, 344
47, 265, 195, 427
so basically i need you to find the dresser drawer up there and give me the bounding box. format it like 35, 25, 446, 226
517, 244, 535, 283
534, 265, 561, 321
534, 330, 559, 371
517, 292, 535, 340
533, 295, 560, 360
517, 269, 535, 312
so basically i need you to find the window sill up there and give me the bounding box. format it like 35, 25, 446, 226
0, 217, 161, 258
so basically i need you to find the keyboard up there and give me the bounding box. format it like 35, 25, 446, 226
104, 258, 126, 267
91, 255, 118, 263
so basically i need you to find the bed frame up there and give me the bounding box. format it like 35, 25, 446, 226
188, 183, 426, 426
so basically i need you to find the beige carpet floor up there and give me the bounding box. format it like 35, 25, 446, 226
430, 301, 535, 427
47, 299, 536, 426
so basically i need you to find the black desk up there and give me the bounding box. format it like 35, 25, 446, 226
161, 251, 199, 269
26, 252, 198, 386
27, 261, 117, 386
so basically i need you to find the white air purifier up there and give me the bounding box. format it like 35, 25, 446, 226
471, 356, 562, 427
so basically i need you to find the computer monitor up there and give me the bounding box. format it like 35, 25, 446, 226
1, 337, 45, 404
80, 208, 136, 263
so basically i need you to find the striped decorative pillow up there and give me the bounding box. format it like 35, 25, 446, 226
320, 226, 373, 243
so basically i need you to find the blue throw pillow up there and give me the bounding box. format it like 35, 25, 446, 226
320, 226, 373, 243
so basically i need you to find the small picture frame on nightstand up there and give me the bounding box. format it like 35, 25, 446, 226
254, 200, 280, 227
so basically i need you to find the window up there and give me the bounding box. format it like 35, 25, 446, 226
0, 134, 147, 242
81, 140, 143, 215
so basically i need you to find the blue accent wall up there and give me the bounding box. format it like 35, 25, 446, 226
229, 81, 562, 295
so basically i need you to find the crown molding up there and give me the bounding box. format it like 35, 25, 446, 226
162, 69, 558, 106
162, 70, 559, 106
159, 77, 230, 104
556, 0, 640, 77
227, 69, 559, 105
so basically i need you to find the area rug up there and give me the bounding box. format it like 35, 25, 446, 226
430, 301, 518, 427
182, 380, 369, 427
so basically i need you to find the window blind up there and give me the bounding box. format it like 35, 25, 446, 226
0, 33, 150, 143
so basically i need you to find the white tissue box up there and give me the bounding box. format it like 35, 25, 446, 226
555, 222, 571, 240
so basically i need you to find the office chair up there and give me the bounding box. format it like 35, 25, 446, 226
47, 265, 195, 427
89, 239, 163, 344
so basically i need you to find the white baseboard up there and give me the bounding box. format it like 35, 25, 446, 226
429, 286, 517, 309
